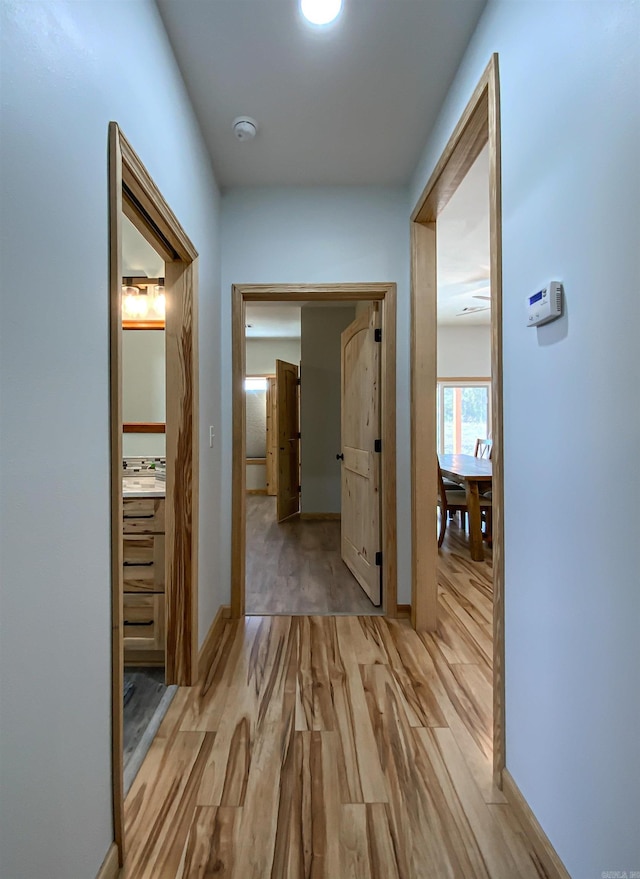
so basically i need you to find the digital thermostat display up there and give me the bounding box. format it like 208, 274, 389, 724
526, 281, 563, 327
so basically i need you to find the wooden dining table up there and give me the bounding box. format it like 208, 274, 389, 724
439, 453, 492, 561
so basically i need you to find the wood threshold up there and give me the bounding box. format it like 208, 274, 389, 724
299, 512, 341, 521
232, 283, 397, 620
502, 770, 571, 879
409, 54, 505, 785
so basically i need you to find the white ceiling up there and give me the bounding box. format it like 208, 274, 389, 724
245, 304, 301, 338
437, 144, 490, 326
156, 0, 486, 188
245, 301, 360, 338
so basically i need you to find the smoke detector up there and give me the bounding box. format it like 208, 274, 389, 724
232, 116, 258, 142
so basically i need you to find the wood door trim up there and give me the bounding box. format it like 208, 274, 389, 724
109, 122, 199, 866
409, 55, 505, 784
232, 284, 397, 618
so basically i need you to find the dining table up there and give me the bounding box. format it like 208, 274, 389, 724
439, 452, 492, 561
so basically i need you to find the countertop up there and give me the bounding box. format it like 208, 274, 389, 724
122, 475, 166, 498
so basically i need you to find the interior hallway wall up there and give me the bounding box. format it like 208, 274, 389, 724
410, 2, 640, 876
221, 186, 411, 601
0, 2, 223, 877
438, 324, 491, 377
245, 338, 301, 491
246, 337, 301, 375
300, 306, 356, 513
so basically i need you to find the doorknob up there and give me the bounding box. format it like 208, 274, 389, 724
336, 453, 344, 461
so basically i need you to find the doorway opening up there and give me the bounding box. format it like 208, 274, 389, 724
232, 284, 398, 619
410, 55, 505, 783
108, 123, 199, 864
243, 301, 386, 615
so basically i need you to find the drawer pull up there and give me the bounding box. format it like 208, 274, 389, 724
124, 513, 154, 519
123, 561, 153, 567
124, 620, 154, 627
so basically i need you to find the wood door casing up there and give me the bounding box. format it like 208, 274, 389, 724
276, 360, 300, 522
340, 306, 381, 605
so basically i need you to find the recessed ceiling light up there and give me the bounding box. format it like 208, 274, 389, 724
300, 0, 342, 26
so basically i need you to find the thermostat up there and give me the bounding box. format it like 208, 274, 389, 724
527, 281, 563, 327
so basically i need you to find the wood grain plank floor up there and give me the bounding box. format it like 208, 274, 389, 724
123, 524, 546, 878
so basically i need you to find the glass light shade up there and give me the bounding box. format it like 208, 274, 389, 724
151, 286, 166, 318
122, 286, 149, 318
300, 0, 342, 26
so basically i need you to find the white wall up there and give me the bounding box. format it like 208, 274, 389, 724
122, 329, 166, 457
221, 187, 411, 601
437, 324, 491, 377
0, 3, 223, 878
245, 339, 301, 492
246, 337, 301, 375
411, 3, 640, 875
300, 306, 356, 513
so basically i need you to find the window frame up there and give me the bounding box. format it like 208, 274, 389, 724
437, 377, 492, 455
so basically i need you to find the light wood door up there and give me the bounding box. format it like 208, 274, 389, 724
340, 306, 381, 605
265, 376, 278, 496
276, 359, 300, 522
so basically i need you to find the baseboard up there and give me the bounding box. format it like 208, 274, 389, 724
246, 488, 267, 495
299, 512, 341, 520
95, 843, 120, 879
396, 603, 411, 618
198, 604, 231, 680
502, 769, 571, 879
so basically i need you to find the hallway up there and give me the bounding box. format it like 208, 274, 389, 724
246, 495, 382, 615
121, 525, 545, 878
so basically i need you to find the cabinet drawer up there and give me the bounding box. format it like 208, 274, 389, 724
123, 535, 165, 593
123, 498, 165, 534
123, 594, 164, 652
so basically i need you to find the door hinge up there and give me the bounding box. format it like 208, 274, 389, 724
296, 377, 301, 386
374, 439, 382, 453
298, 485, 302, 493
297, 432, 301, 439
375, 551, 383, 566
374, 328, 382, 343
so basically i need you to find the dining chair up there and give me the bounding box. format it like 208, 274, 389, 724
474, 437, 493, 459
437, 461, 492, 548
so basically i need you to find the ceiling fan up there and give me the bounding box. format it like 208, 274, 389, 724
456, 287, 491, 317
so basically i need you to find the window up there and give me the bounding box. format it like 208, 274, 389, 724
245, 376, 270, 458
437, 380, 491, 455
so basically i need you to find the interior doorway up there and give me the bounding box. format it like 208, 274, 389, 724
410, 55, 505, 783
242, 301, 387, 615
108, 123, 200, 865
232, 284, 398, 619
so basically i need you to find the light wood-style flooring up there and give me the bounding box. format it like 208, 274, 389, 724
122, 523, 544, 878
246, 495, 381, 615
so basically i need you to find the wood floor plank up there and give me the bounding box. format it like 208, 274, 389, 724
121, 527, 549, 878
365, 803, 402, 879
340, 805, 372, 879
179, 619, 243, 732
417, 726, 519, 878
175, 806, 241, 879
123, 731, 207, 877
